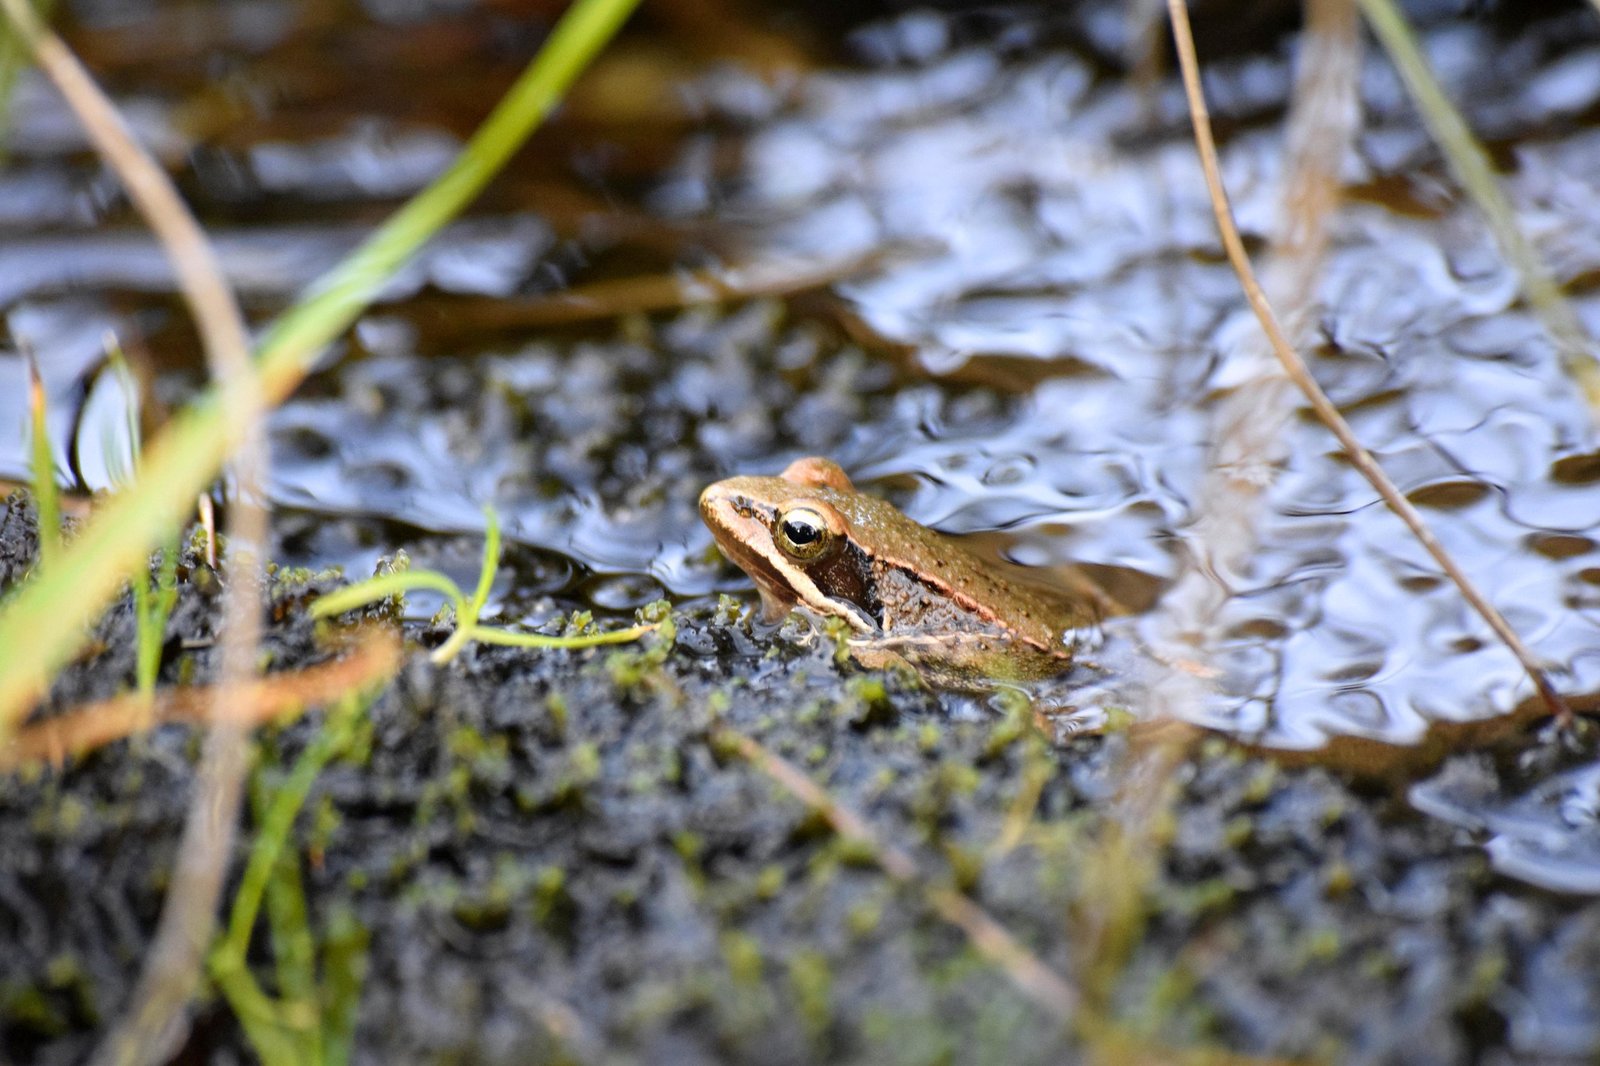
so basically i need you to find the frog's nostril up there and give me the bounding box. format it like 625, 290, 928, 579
699, 485, 732, 513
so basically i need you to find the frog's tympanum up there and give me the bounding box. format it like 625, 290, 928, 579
699, 457, 1098, 686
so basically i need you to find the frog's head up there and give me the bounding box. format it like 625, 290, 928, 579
698, 458, 877, 631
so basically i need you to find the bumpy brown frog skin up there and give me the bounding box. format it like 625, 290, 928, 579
698, 457, 1098, 686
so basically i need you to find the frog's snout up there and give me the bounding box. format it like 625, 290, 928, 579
698, 483, 730, 525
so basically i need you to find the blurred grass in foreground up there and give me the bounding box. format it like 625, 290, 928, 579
0, 0, 645, 737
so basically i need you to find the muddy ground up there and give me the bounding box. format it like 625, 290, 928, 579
6, 1, 1600, 1063
4, 481, 1600, 1065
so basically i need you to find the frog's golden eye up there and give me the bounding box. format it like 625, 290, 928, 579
774, 503, 838, 562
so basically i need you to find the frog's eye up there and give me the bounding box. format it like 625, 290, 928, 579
774, 503, 838, 562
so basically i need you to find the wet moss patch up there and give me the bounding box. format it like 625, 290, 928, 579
4, 513, 1600, 1063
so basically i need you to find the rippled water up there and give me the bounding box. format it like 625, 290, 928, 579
1414, 755, 1600, 894
5, 2, 1600, 885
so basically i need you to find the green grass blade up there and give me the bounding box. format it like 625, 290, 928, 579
252, 0, 644, 372
210, 958, 302, 1066
468, 622, 656, 649
218, 694, 369, 962
131, 565, 156, 697
467, 507, 502, 619
1357, 0, 1600, 412
263, 836, 323, 1061
26, 355, 60, 575
0, 0, 645, 738
310, 571, 464, 619
134, 541, 180, 697
0, 403, 222, 729
212, 693, 374, 1063
319, 905, 370, 1066
246, 765, 321, 1058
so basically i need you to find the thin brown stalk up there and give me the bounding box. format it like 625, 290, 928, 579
0, 0, 55, 150
1114, 8, 1356, 993
0, 3, 269, 1062
986, 740, 1052, 860
1165, 0, 1570, 725
3, 637, 400, 770
0, 1, 251, 375
1057, 7, 1362, 1018
1154, 0, 1358, 660
1124, 0, 1171, 108
716, 727, 1080, 1024
198, 492, 217, 568
1069, 718, 1193, 1009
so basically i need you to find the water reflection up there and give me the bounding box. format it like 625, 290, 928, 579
3, 0, 1600, 890
1413, 757, 1600, 895
0, 217, 553, 306
678, 12, 1600, 752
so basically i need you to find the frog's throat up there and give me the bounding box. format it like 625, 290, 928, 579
708, 515, 874, 633
750, 567, 875, 633
756, 585, 794, 625
704, 496, 872, 633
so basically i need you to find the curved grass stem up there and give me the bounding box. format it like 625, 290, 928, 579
308, 507, 657, 665
0, 0, 645, 736
468, 507, 502, 617
309, 572, 465, 619
25, 354, 59, 575
0, 3, 270, 1062
468, 623, 657, 649
1166, 0, 1571, 725
211, 690, 376, 1066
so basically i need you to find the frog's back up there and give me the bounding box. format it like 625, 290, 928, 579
822, 488, 1093, 653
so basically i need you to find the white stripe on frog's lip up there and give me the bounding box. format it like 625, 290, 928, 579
701, 490, 877, 635
793, 599, 877, 634
747, 555, 876, 634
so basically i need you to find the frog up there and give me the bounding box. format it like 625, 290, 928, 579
698, 456, 1099, 687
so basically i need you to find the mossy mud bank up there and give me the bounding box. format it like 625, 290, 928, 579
4, 495, 1600, 1066
6, 2, 1600, 1062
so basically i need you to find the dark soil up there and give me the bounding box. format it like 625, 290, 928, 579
4, 490, 1599, 1066
6, 2, 1600, 1063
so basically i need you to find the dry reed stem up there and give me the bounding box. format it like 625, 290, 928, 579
3, 636, 401, 771
0, 3, 272, 1061
716, 727, 1080, 1024
1165, 0, 1571, 725
1152, 0, 1358, 668
725, 727, 1309, 1063
0, 5, 252, 372
1124, 0, 1171, 106
1081, 2, 1358, 1001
